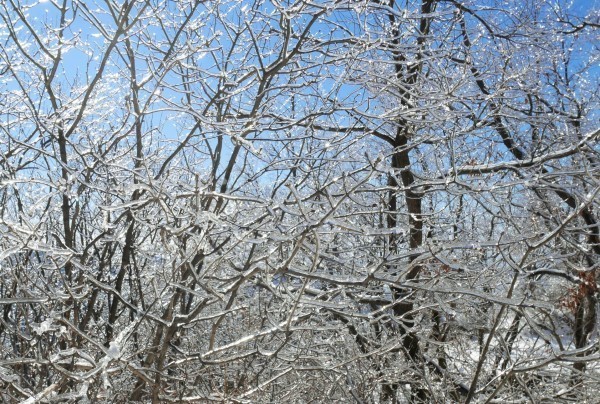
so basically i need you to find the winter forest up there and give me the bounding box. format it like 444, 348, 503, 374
0, 0, 599, 402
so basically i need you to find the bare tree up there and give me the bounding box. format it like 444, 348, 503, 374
0, 0, 598, 402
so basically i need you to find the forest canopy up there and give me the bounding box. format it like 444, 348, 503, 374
0, 0, 599, 402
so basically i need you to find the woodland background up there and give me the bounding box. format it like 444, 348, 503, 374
0, 0, 599, 402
